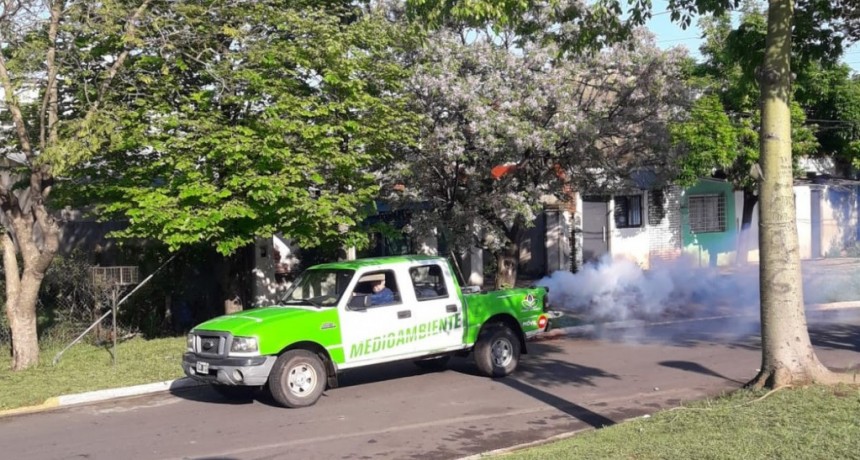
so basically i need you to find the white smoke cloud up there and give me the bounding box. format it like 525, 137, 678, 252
536, 254, 760, 322
537, 254, 860, 325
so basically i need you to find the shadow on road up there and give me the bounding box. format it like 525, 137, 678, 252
584, 318, 762, 352
171, 359, 466, 408
658, 360, 745, 384
499, 378, 615, 429
513, 341, 621, 388
809, 322, 860, 353
169, 385, 262, 406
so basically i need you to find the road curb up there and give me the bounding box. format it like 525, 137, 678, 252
0, 377, 207, 419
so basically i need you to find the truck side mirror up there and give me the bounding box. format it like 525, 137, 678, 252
349, 294, 370, 311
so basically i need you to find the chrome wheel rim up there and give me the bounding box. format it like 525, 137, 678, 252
287, 362, 318, 397
491, 338, 513, 368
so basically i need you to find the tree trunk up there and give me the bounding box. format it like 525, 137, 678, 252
748, 0, 834, 388
218, 252, 244, 315
1, 205, 60, 371
494, 224, 523, 290
736, 189, 758, 266
494, 243, 518, 290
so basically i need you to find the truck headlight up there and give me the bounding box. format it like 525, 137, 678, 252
230, 336, 258, 353
186, 333, 195, 352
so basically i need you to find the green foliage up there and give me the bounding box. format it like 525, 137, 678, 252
63, 1, 418, 256
670, 94, 738, 187
795, 63, 860, 173
671, 7, 823, 192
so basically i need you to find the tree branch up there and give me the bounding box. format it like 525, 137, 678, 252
30, 204, 58, 273
0, 38, 33, 159
86, 0, 153, 119
39, 0, 63, 151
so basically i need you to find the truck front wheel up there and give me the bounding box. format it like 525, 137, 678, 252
268, 350, 326, 408
475, 325, 520, 377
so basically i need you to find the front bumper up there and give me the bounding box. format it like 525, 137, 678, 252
182, 353, 277, 386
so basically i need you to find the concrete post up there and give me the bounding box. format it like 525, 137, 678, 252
461, 246, 484, 287
545, 208, 573, 274
252, 236, 278, 306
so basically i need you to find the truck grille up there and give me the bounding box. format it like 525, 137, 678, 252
194, 333, 228, 358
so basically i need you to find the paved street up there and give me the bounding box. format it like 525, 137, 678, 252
2, 309, 859, 460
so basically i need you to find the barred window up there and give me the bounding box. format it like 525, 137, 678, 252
688, 194, 726, 233
614, 195, 643, 228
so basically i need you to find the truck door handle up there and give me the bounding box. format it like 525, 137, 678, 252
397, 310, 411, 319
446, 304, 458, 313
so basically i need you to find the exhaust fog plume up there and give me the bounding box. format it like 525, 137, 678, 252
536, 255, 760, 323
537, 255, 860, 325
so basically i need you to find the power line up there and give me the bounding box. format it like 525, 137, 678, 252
656, 36, 701, 43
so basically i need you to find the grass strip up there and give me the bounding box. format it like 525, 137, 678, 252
0, 336, 186, 410
502, 385, 860, 460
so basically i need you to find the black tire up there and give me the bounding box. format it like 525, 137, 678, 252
414, 354, 451, 371
212, 384, 259, 400
474, 324, 520, 377
268, 349, 327, 408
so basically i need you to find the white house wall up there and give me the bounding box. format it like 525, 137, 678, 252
794, 187, 813, 260
647, 187, 683, 265
734, 184, 858, 263
609, 193, 652, 268
818, 185, 859, 257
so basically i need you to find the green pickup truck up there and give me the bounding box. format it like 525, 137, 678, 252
182, 255, 551, 408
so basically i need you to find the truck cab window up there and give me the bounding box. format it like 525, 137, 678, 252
352, 271, 400, 307
410, 265, 449, 301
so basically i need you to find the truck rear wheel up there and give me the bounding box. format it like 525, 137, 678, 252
475, 325, 520, 377
268, 350, 326, 408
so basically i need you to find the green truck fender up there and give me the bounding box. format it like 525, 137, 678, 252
462, 286, 550, 353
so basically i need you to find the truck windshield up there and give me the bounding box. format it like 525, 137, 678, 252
280, 269, 354, 307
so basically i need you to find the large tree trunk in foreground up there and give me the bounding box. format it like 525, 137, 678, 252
748, 0, 839, 388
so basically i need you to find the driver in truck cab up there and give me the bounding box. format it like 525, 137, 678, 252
368, 275, 395, 305
353, 273, 395, 306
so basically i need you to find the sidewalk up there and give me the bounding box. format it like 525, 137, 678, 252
2, 300, 858, 419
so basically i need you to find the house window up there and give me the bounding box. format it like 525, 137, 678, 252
614, 195, 643, 228
688, 194, 726, 233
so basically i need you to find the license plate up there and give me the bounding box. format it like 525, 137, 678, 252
195, 361, 210, 374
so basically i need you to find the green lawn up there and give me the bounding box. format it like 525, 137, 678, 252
0, 336, 186, 410
502, 385, 860, 460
